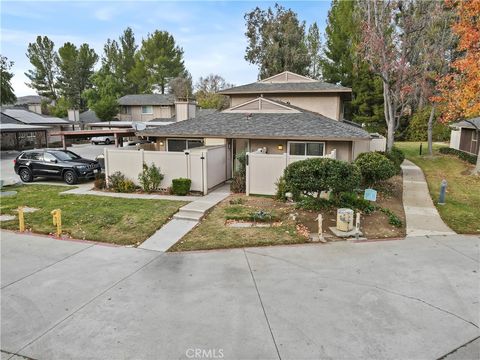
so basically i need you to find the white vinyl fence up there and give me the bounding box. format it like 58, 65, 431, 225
104, 145, 227, 194
245, 150, 337, 196
370, 136, 387, 152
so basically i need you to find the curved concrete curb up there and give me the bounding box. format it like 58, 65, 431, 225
401, 160, 455, 237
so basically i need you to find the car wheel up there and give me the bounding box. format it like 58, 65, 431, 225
63, 170, 78, 185
105, 139, 111, 145
91, 141, 96, 145
19, 168, 33, 183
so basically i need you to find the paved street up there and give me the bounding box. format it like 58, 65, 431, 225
1, 231, 478, 360
0, 144, 115, 185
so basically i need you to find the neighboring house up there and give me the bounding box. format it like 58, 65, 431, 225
0, 112, 48, 150
15, 95, 49, 115
79, 110, 101, 129
450, 117, 480, 155
117, 94, 197, 122
218, 71, 351, 121
1, 108, 72, 145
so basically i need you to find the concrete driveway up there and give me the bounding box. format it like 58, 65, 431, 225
0, 144, 115, 185
1, 231, 479, 360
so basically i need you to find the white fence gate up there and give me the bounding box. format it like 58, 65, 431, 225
450, 129, 461, 150
245, 150, 337, 196
104, 145, 227, 194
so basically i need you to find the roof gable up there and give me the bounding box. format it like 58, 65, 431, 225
259, 71, 316, 83
224, 97, 301, 113
118, 94, 175, 106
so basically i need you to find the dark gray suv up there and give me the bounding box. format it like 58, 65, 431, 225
14, 149, 101, 185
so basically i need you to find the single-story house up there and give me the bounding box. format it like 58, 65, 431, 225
1, 108, 72, 145
450, 117, 479, 155
0, 112, 48, 150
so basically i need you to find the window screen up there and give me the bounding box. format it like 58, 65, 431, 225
167, 139, 187, 152
142, 105, 153, 114
289, 143, 306, 156
306, 143, 324, 156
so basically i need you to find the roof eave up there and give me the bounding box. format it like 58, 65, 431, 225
136, 132, 369, 141
218, 89, 352, 95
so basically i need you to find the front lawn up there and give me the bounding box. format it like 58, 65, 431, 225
396, 142, 480, 234
0, 185, 187, 245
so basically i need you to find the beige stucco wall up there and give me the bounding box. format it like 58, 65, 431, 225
118, 105, 174, 122
205, 138, 226, 146
326, 141, 352, 161
229, 93, 342, 120
250, 139, 286, 154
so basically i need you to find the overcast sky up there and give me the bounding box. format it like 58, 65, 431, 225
1, 0, 331, 97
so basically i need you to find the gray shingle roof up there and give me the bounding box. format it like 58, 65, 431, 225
0, 123, 48, 132
2, 109, 71, 125
118, 94, 175, 106
219, 81, 351, 95
79, 110, 101, 124
0, 112, 23, 125
455, 117, 480, 129
138, 111, 369, 140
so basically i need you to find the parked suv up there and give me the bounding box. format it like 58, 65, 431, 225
91, 136, 114, 145
14, 149, 101, 185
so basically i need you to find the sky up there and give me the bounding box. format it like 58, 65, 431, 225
1, 0, 331, 97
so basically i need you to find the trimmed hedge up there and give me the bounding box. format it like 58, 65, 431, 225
283, 158, 361, 197
439, 147, 478, 164
108, 171, 137, 193
355, 152, 396, 185
172, 178, 192, 196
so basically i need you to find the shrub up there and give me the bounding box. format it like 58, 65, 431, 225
231, 152, 247, 193
94, 173, 106, 189
333, 192, 376, 214
172, 178, 191, 196
108, 171, 137, 193
406, 107, 451, 141
284, 158, 361, 198
138, 163, 164, 193
275, 176, 300, 201
379, 208, 403, 227
355, 152, 396, 186
295, 197, 331, 211
377, 147, 405, 175
439, 147, 478, 165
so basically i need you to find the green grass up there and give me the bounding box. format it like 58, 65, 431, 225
396, 142, 480, 234
0, 185, 187, 245
169, 197, 305, 251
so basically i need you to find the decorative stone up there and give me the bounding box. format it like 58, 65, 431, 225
329, 226, 363, 239
15, 207, 39, 213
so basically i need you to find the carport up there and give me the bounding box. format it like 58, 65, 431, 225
52, 129, 136, 149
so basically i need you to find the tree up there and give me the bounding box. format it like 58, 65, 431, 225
435, 0, 480, 173
134, 30, 186, 94
168, 72, 193, 99
244, 3, 309, 79
306, 22, 322, 79
195, 74, 232, 110
56, 42, 98, 110
1, 55, 16, 104
25, 36, 58, 100
321, 0, 384, 131
90, 96, 118, 122
358, 0, 438, 151
119, 27, 139, 94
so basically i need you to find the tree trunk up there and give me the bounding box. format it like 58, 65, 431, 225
427, 105, 436, 156
383, 80, 395, 151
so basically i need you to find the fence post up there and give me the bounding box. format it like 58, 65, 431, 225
245, 152, 250, 196
104, 147, 109, 188
202, 151, 208, 195
140, 148, 145, 166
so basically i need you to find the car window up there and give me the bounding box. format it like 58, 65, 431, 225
44, 152, 57, 162
48, 151, 81, 161
28, 152, 43, 161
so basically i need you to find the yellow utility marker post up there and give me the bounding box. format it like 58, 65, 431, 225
18, 206, 25, 232
51, 209, 62, 237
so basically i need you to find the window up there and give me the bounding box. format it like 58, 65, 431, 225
44, 152, 57, 162
24, 152, 43, 161
142, 105, 153, 114
167, 139, 204, 152
121, 106, 131, 115
288, 141, 325, 156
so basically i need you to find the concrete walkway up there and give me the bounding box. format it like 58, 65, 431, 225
1, 231, 478, 360
401, 159, 455, 237
139, 184, 231, 252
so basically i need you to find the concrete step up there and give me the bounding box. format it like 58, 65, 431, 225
173, 210, 203, 221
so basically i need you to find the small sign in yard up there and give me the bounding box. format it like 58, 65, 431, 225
364, 188, 377, 202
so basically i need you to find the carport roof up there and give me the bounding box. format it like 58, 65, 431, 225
137, 107, 370, 141
0, 123, 48, 132
2, 108, 71, 125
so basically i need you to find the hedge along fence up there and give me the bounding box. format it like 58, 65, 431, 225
104, 146, 227, 194
439, 147, 478, 165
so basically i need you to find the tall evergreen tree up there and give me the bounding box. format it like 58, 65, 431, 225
306, 22, 322, 79
25, 36, 58, 100
1, 55, 17, 104
56, 42, 98, 110
134, 30, 186, 94
244, 3, 310, 79
321, 0, 384, 131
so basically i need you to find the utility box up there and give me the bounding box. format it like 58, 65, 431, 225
337, 208, 354, 232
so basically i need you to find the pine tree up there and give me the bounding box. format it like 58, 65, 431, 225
306, 22, 322, 79
1, 55, 16, 105
321, 0, 384, 132
25, 36, 58, 100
